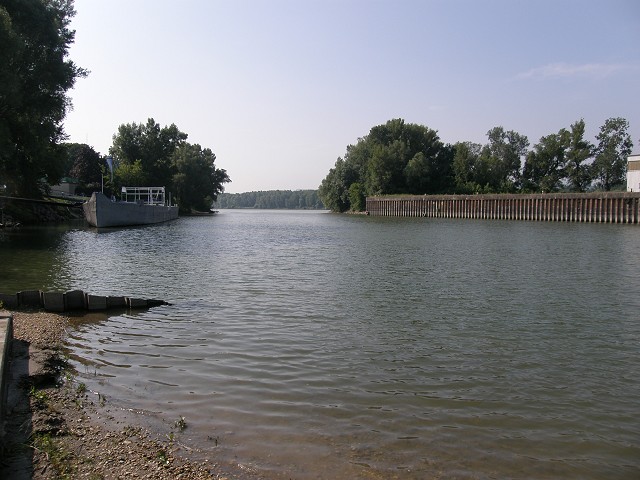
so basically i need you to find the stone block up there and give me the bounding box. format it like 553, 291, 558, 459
85, 294, 107, 310
107, 296, 127, 308
64, 290, 85, 310
126, 298, 148, 308
42, 291, 65, 312
17, 290, 42, 308
0, 293, 18, 310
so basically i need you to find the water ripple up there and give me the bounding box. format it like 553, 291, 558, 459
5, 212, 639, 479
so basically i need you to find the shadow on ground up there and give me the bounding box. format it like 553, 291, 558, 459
0, 338, 34, 479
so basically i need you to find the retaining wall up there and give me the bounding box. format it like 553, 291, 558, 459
366, 192, 640, 223
0, 313, 11, 440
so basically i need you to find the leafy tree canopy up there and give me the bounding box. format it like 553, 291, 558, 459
319, 119, 452, 212
321, 117, 635, 212
0, 0, 86, 196
65, 143, 103, 183
109, 118, 230, 213
591, 117, 633, 191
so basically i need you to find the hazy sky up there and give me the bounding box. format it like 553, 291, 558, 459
64, 0, 640, 193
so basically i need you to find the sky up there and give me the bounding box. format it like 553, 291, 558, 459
64, 0, 640, 193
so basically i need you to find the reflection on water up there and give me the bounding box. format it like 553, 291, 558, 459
3, 211, 640, 479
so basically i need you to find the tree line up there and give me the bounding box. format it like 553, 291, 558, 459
0, 1, 230, 213
214, 190, 324, 209
319, 118, 636, 212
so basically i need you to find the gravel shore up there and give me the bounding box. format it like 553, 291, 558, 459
1, 311, 267, 480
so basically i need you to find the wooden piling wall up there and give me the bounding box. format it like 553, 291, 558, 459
365, 192, 640, 224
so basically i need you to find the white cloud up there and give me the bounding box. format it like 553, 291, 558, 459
515, 62, 637, 80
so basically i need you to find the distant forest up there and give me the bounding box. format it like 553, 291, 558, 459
214, 190, 325, 209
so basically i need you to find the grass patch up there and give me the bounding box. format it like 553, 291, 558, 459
31, 432, 76, 479
174, 416, 187, 431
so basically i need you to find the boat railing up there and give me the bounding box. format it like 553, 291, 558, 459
121, 186, 168, 206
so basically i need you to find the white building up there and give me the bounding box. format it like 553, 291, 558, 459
627, 155, 640, 192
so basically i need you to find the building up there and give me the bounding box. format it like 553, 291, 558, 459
627, 155, 640, 192
51, 177, 79, 196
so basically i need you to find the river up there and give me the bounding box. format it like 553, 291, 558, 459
1, 210, 638, 479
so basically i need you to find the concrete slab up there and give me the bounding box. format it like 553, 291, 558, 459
0, 313, 13, 440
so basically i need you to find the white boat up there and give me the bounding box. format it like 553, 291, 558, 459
83, 186, 179, 228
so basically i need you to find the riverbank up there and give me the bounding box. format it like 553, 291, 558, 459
1, 196, 84, 225
0, 311, 266, 480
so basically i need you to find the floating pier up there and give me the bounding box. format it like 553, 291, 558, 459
366, 192, 640, 224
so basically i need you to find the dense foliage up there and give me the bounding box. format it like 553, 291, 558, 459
63, 142, 103, 195
214, 190, 324, 209
0, 0, 86, 196
319, 118, 635, 212
109, 118, 230, 213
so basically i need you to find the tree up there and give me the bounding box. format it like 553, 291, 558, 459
66, 143, 103, 183
215, 190, 324, 209
564, 119, 593, 192
452, 141, 483, 193
319, 119, 449, 211
63, 142, 104, 194
591, 117, 633, 191
114, 159, 145, 190
522, 131, 568, 193
110, 118, 188, 187
0, 0, 86, 196
348, 182, 366, 211
109, 119, 229, 210
483, 127, 529, 192
366, 140, 407, 195
318, 158, 356, 212
171, 143, 230, 212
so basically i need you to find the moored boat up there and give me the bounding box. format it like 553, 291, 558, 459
83, 186, 179, 228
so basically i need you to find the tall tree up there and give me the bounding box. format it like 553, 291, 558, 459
452, 141, 483, 193
171, 143, 230, 212
0, 0, 86, 196
483, 127, 529, 192
109, 118, 188, 187
319, 119, 449, 211
522, 131, 568, 193
318, 158, 357, 212
591, 117, 633, 191
66, 143, 103, 184
564, 119, 594, 192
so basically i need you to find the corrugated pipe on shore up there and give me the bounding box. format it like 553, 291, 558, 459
0, 290, 170, 313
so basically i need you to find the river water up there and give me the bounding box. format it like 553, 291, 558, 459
1, 210, 639, 479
